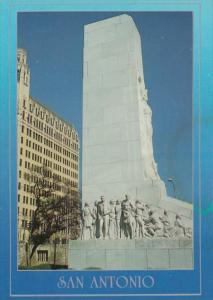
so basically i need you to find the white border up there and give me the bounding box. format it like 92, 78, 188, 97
9, 1, 202, 297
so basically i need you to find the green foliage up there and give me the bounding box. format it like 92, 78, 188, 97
19, 263, 52, 270
19, 264, 68, 270
27, 165, 81, 262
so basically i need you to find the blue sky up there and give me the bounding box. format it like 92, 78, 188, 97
18, 12, 192, 202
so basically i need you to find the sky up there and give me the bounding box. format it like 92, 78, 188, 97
17, 12, 193, 203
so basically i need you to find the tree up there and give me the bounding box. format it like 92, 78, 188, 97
26, 165, 81, 265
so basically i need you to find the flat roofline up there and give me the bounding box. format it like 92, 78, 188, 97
29, 95, 79, 136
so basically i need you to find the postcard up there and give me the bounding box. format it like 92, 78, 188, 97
0, 0, 212, 299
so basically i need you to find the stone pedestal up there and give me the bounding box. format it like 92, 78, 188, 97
68, 239, 193, 270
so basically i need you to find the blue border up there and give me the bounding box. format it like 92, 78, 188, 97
0, 0, 213, 299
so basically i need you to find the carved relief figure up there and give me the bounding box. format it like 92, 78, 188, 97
82, 202, 93, 240
135, 200, 146, 238
80, 196, 192, 241
97, 196, 109, 239
159, 210, 172, 238
115, 200, 122, 238
120, 195, 133, 239
92, 201, 98, 238
108, 200, 116, 239
174, 214, 186, 237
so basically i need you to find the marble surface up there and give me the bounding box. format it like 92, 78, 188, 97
68, 238, 193, 270
82, 14, 167, 206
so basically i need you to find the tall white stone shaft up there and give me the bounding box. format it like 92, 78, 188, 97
82, 14, 166, 205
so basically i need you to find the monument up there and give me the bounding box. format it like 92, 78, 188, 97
82, 14, 167, 206
69, 14, 193, 270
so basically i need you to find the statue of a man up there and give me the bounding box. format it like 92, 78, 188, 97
82, 202, 93, 240
92, 201, 98, 238
121, 194, 133, 239
174, 214, 186, 237
159, 210, 172, 238
135, 200, 146, 238
97, 196, 109, 239
115, 200, 122, 238
108, 200, 116, 239
145, 210, 162, 237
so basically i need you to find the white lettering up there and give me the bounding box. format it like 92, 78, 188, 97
57, 276, 66, 289
142, 276, 155, 288
116, 276, 128, 288
90, 276, 99, 288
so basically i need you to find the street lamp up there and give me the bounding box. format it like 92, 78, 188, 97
167, 178, 176, 198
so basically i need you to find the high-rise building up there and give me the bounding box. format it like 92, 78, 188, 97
17, 48, 80, 243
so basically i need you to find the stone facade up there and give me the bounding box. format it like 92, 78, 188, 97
78, 15, 193, 271
17, 48, 80, 243
82, 14, 167, 205
82, 14, 193, 224
68, 239, 193, 270
19, 242, 68, 267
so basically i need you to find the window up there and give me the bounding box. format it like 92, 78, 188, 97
37, 250, 48, 262
62, 239, 67, 245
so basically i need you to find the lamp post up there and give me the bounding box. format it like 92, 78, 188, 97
167, 178, 176, 198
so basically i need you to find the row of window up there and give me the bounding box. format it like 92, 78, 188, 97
28, 104, 74, 136
21, 100, 78, 143
21, 219, 28, 229
20, 171, 78, 188
18, 182, 32, 193
71, 162, 78, 171
20, 207, 35, 218
26, 115, 76, 147
32, 153, 42, 164
18, 194, 36, 205
20, 134, 78, 161
18, 180, 63, 194
19, 156, 78, 181
44, 148, 52, 158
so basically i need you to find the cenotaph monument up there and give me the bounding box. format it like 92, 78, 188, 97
82, 14, 167, 206
69, 15, 193, 270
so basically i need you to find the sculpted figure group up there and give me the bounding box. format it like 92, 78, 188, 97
81, 195, 192, 240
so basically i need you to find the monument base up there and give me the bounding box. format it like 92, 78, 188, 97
68, 239, 193, 270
